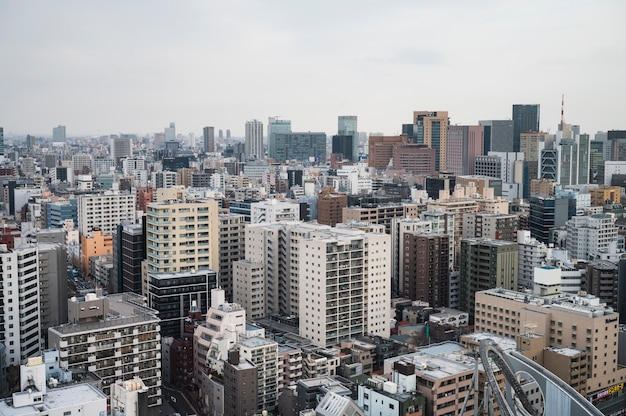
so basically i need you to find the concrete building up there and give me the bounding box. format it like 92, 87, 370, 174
250, 199, 300, 223
273, 132, 327, 163
113, 220, 145, 294
80, 229, 112, 277
48, 292, 162, 407
413, 111, 449, 171
517, 230, 549, 289
0, 356, 107, 416
475, 288, 626, 400
585, 261, 619, 309
459, 238, 518, 323
401, 232, 450, 308
317, 189, 348, 227
520, 132, 547, 180
238, 337, 279, 412
368, 135, 409, 170
392, 144, 436, 175
151, 170, 177, 189
566, 213, 618, 261
218, 213, 245, 302
462, 212, 518, 241
342, 202, 421, 234
71, 153, 93, 174
203, 126, 215, 153
298, 228, 391, 346
446, 125, 484, 175
479, 119, 514, 153
52, 125, 66, 142
110, 378, 150, 416
590, 185, 622, 207
529, 195, 574, 244
38, 243, 69, 347
0, 244, 41, 366
268, 117, 292, 160
233, 260, 265, 319
111, 136, 133, 167
358, 363, 426, 416
223, 350, 258, 416
77, 190, 137, 236
245, 119, 264, 160
144, 199, 219, 277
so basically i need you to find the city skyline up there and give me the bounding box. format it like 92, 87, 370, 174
1, 1, 624, 137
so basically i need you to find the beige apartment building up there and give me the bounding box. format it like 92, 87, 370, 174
475, 288, 626, 400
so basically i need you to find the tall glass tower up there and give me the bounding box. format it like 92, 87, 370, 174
338, 116, 358, 162
512, 104, 540, 152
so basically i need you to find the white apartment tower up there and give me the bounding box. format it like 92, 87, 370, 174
0, 244, 41, 366
517, 230, 549, 289
250, 199, 300, 223
245, 119, 264, 160
298, 228, 391, 347
566, 213, 618, 261
77, 190, 136, 236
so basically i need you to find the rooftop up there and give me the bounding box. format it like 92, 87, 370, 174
0, 384, 106, 416
546, 346, 586, 357
238, 336, 277, 349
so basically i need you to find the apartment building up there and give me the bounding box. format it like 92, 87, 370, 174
218, 213, 245, 302
342, 203, 421, 234
77, 190, 136, 236
475, 288, 626, 400
462, 212, 518, 242
48, 292, 162, 407
566, 213, 618, 261
238, 337, 279, 412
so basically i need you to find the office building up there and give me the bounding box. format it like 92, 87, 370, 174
529, 195, 573, 244
460, 238, 518, 322
413, 111, 449, 171
52, 125, 66, 142
512, 104, 540, 152
144, 199, 219, 276
0, 244, 41, 366
557, 133, 591, 186
72, 153, 92, 174
113, 220, 145, 294
338, 115, 358, 162
479, 119, 514, 153
391, 144, 436, 175
401, 232, 450, 307
245, 119, 264, 160
203, 126, 215, 153
446, 125, 484, 175
45, 200, 78, 229
586, 261, 618, 309
272, 132, 327, 163
317, 189, 348, 227
331, 135, 354, 163
608, 130, 626, 161
520, 132, 547, 181
368, 135, 409, 170
111, 136, 133, 167
590, 185, 621, 207
165, 122, 176, 141
147, 269, 217, 337
475, 288, 626, 400
48, 292, 162, 406
77, 190, 136, 236
267, 117, 291, 159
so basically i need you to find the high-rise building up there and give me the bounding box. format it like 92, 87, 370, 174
338, 115, 358, 162
565, 213, 618, 261
446, 125, 484, 175
52, 125, 66, 142
480, 120, 514, 153
462, 212, 518, 241
367, 135, 409, 170
203, 126, 215, 153
147, 269, 217, 337
267, 117, 291, 160
49, 292, 162, 407
0, 244, 41, 366
589, 185, 621, 206
331, 135, 355, 162
459, 238, 518, 323
586, 261, 618, 309
557, 133, 591, 186
413, 111, 449, 171
245, 119, 264, 160
111, 136, 132, 167
528, 195, 572, 244
238, 337, 279, 412
272, 132, 327, 163
402, 232, 450, 307
516, 230, 548, 289
144, 199, 219, 276
113, 220, 145, 294
72, 153, 93, 174
218, 213, 245, 302
520, 132, 547, 184
608, 130, 626, 161
0, 126, 4, 155
219, 129, 224, 139
77, 190, 137, 236
223, 351, 258, 416
165, 122, 176, 142
512, 104, 540, 152
317, 189, 348, 227
38, 242, 69, 347
391, 144, 436, 175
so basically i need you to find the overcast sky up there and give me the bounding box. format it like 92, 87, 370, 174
1, 0, 624, 138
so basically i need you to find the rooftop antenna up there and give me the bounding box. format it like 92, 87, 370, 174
561, 94, 565, 125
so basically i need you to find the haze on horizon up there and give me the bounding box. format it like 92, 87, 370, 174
1, 0, 624, 138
